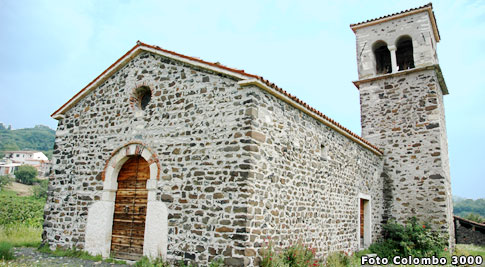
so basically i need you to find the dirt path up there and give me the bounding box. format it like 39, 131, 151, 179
1, 247, 129, 267
5, 182, 32, 197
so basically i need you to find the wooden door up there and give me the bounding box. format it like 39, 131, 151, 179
110, 155, 149, 260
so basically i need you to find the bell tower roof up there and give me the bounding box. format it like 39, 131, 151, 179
350, 3, 443, 82
350, 3, 440, 42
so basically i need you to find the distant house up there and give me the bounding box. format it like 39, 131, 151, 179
0, 160, 21, 176
2, 151, 51, 176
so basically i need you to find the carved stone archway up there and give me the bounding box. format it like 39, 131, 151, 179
84, 142, 168, 259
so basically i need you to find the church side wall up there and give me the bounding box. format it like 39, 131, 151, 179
240, 86, 384, 265
44, 51, 254, 265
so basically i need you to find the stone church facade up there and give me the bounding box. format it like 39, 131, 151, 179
43, 3, 453, 266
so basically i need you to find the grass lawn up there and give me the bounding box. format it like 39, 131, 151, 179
0, 189, 43, 248
0, 189, 44, 260
0, 225, 42, 248
455, 244, 485, 261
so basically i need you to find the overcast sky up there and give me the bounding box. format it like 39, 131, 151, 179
0, 0, 483, 199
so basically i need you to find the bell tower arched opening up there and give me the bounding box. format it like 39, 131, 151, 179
396, 35, 415, 71
372, 41, 392, 74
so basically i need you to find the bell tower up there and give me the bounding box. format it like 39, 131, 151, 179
351, 3, 454, 244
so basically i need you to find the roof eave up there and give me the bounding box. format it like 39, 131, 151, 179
350, 5, 440, 42
51, 42, 382, 157
51, 44, 144, 119
239, 79, 383, 156
51, 42, 258, 119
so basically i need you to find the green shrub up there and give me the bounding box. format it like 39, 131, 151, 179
261, 239, 322, 267
280, 243, 318, 266
177, 260, 195, 267
369, 217, 447, 259
464, 213, 485, 224
0, 241, 14, 261
0, 175, 12, 190
208, 257, 224, 267
14, 165, 37, 185
325, 251, 352, 267
0, 190, 45, 227
32, 179, 48, 199
135, 256, 170, 267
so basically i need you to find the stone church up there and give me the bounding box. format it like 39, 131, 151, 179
43, 3, 453, 266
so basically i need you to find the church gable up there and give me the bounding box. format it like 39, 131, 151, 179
53, 42, 381, 155
55, 50, 249, 146
61, 50, 243, 119
46, 48, 257, 260
52, 42, 255, 120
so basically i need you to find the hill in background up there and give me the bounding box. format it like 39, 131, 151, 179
0, 121, 483, 217
0, 123, 55, 160
453, 197, 485, 218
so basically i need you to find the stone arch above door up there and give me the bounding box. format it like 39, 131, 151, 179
84, 142, 167, 260
103, 142, 160, 182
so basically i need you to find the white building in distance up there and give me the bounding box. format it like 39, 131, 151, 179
1, 151, 51, 176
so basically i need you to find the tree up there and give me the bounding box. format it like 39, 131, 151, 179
32, 179, 48, 199
14, 165, 37, 185
0, 175, 12, 190
454, 198, 485, 218
464, 213, 485, 224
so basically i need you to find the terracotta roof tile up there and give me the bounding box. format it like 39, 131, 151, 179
350, 3, 433, 27
253, 76, 382, 154
52, 41, 383, 154
454, 215, 485, 228
140, 41, 260, 80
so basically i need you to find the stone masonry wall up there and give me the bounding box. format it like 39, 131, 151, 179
455, 218, 485, 246
359, 69, 454, 243
354, 11, 439, 80
240, 86, 385, 265
44, 51, 256, 265
45, 50, 387, 266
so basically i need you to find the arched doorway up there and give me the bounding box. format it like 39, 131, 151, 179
110, 155, 149, 260
85, 142, 167, 260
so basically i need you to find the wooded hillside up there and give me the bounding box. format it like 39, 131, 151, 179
454, 197, 485, 218
0, 124, 55, 159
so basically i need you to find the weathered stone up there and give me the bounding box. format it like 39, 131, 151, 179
161, 194, 173, 202
245, 131, 266, 142
216, 227, 233, 233
224, 257, 244, 266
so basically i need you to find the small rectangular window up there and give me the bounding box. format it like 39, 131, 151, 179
320, 144, 328, 160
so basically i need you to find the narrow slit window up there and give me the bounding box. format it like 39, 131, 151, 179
320, 144, 328, 160
135, 86, 152, 110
